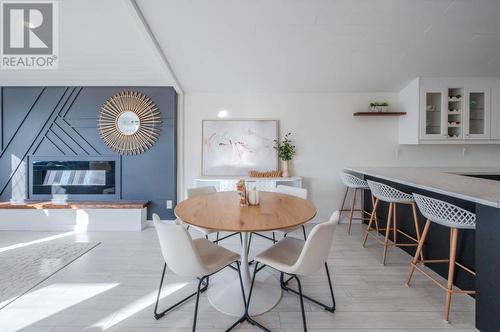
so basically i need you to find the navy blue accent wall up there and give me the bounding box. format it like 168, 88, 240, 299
0, 87, 177, 219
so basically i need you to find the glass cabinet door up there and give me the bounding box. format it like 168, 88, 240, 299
422, 90, 444, 139
466, 90, 490, 139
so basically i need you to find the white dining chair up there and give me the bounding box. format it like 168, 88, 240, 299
152, 214, 244, 331
186, 186, 240, 244
251, 185, 309, 247
274, 185, 308, 239
244, 211, 339, 331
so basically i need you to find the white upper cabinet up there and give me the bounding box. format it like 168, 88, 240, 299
399, 77, 499, 144
420, 88, 446, 140
464, 88, 491, 139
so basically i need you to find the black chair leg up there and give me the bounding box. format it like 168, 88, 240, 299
153, 263, 168, 319
272, 232, 276, 243
302, 225, 307, 240
205, 234, 208, 240
325, 262, 336, 312
239, 233, 243, 245
236, 261, 246, 305
247, 232, 253, 256
226, 262, 270, 332
214, 231, 239, 244
280, 263, 336, 313
247, 262, 258, 314
192, 276, 207, 332
154, 263, 208, 320
295, 275, 308, 332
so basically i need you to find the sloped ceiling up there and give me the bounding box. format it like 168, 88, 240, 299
1, 0, 499, 93
0, 0, 173, 87
137, 0, 500, 92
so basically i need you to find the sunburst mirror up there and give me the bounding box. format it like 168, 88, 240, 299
98, 91, 161, 155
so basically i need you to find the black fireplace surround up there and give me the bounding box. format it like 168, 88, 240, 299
29, 156, 120, 200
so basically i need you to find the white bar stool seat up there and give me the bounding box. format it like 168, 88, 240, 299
407, 194, 476, 322
363, 180, 423, 265
339, 172, 376, 235
367, 179, 415, 204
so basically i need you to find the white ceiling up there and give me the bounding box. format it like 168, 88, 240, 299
137, 0, 500, 92
0, 0, 170, 86
1, 0, 499, 92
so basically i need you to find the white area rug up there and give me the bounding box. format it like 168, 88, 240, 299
0, 238, 100, 309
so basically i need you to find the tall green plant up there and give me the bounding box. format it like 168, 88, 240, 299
274, 132, 296, 161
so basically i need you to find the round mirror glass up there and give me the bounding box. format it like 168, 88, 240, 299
117, 111, 140, 135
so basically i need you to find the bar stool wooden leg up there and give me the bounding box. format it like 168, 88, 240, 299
338, 187, 349, 220
444, 228, 459, 322
407, 219, 431, 286
362, 198, 379, 247
392, 203, 397, 246
361, 188, 365, 220
411, 203, 424, 261
348, 188, 357, 235
372, 195, 379, 233
382, 202, 394, 265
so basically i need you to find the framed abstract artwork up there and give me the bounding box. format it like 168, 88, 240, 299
202, 119, 278, 176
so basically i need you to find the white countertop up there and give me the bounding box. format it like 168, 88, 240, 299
345, 167, 500, 208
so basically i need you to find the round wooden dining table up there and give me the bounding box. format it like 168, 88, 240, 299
175, 191, 317, 316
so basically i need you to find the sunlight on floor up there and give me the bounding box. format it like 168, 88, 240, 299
0, 231, 76, 254
0, 283, 118, 332
89, 281, 189, 330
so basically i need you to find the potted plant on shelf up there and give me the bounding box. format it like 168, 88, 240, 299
369, 102, 390, 112
274, 132, 296, 177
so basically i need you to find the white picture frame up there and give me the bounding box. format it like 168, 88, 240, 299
202, 119, 278, 176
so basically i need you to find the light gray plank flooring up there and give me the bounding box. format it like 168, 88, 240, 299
0, 223, 477, 331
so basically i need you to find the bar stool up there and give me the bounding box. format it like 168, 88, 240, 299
339, 172, 375, 235
362, 180, 423, 265
407, 194, 476, 322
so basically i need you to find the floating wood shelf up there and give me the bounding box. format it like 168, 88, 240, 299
353, 112, 407, 116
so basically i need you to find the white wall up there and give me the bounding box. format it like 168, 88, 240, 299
185, 92, 500, 222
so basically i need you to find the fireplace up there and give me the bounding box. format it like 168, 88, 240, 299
29, 156, 120, 200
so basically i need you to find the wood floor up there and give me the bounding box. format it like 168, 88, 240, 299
0, 222, 477, 332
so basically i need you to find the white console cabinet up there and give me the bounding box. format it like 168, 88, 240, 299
399, 77, 499, 144
194, 176, 302, 192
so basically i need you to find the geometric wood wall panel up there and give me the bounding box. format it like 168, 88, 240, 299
0, 86, 177, 219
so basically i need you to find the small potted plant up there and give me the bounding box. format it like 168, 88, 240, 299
370, 102, 390, 112
274, 132, 296, 177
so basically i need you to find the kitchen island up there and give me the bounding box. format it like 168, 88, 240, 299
345, 167, 500, 332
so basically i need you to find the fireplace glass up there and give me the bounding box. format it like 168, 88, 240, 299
31, 160, 116, 196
